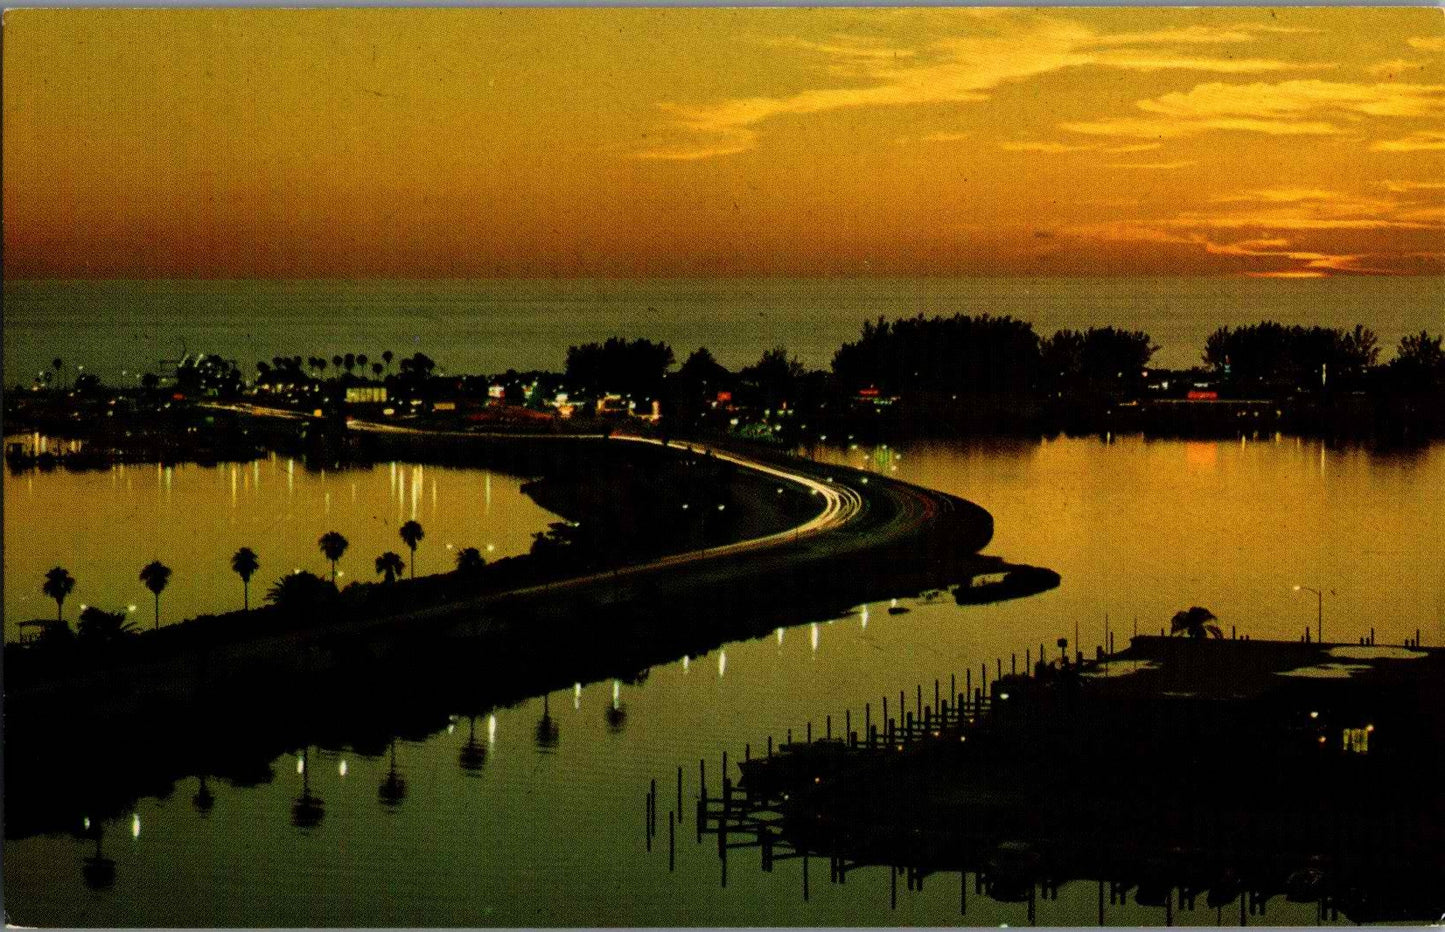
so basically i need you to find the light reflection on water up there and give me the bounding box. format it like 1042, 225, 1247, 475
3, 452, 557, 639
2, 436, 1441, 926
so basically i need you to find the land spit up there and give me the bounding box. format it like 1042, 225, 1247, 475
4, 423, 1057, 838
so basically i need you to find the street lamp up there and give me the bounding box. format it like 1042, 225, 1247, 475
1293, 585, 1330, 644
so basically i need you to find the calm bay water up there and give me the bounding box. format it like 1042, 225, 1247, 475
3, 435, 1442, 926
6, 276, 1443, 381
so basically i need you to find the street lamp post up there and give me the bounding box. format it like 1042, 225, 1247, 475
1294, 585, 1324, 644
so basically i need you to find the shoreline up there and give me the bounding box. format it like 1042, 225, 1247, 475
3, 423, 1057, 838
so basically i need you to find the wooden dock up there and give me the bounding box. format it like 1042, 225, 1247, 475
643, 634, 1445, 925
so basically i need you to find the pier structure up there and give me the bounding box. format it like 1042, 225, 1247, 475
646, 635, 1445, 925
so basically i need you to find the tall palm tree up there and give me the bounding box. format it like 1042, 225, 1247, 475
231, 547, 260, 611
1170, 606, 1223, 639
399, 521, 424, 579
317, 531, 349, 584
382, 350, 394, 375
52, 357, 64, 390
139, 560, 172, 630
42, 567, 76, 621
371, 362, 384, 378
375, 552, 405, 584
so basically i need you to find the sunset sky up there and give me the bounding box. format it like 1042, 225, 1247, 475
4, 7, 1443, 279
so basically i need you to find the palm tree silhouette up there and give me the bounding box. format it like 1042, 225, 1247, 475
458, 716, 486, 774
375, 551, 405, 584
535, 694, 560, 750
317, 531, 349, 584
454, 547, 485, 575
80, 826, 116, 891
291, 747, 324, 829
265, 571, 334, 613
52, 357, 64, 390
382, 349, 394, 375
378, 739, 407, 809
42, 567, 75, 622
193, 775, 216, 815
231, 547, 260, 611
77, 606, 139, 644
399, 521, 424, 579
139, 560, 171, 630
1170, 606, 1223, 639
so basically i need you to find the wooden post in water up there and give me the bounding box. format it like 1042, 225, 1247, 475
721, 751, 727, 782
935, 679, 941, 710
917, 683, 923, 718
865, 703, 871, 735
803, 852, 810, 902
966, 669, 972, 699
767, 735, 773, 757
826, 715, 831, 740
807, 722, 812, 743
846, 709, 851, 736
700, 759, 706, 801
719, 777, 730, 860
951, 673, 956, 704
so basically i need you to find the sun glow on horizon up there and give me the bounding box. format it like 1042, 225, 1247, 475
3, 7, 1442, 280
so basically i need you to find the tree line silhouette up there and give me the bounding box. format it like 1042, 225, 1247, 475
29, 520, 447, 647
